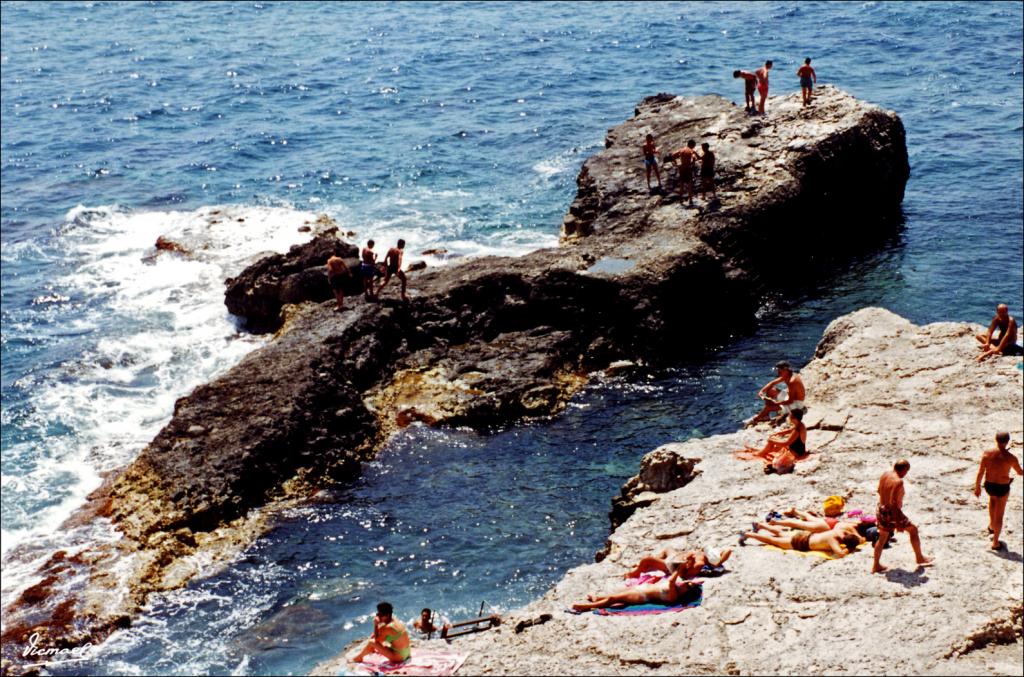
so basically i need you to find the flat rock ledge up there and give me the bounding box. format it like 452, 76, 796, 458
331, 308, 1020, 676
2, 89, 911, 671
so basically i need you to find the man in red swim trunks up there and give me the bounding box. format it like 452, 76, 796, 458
733, 70, 759, 112
755, 60, 773, 114
872, 459, 933, 573
973, 432, 1023, 550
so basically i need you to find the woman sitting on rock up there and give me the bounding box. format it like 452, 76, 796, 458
737, 409, 807, 472
621, 546, 731, 579
572, 565, 698, 612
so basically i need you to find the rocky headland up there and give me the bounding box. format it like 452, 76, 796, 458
316, 308, 1024, 676
2, 87, 912, 671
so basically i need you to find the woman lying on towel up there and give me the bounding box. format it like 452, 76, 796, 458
573, 565, 698, 612
621, 546, 731, 579
739, 523, 863, 557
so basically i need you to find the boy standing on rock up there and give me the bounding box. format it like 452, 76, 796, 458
872, 459, 933, 574
697, 142, 717, 200
377, 239, 408, 302
669, 139, 699, 205
641, 133, 663, 193
973, 432, 1023, 550
797, 58, 817, 106
360, 240, 378, 301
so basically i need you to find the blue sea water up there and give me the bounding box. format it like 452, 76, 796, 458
1, 1, 1021, 674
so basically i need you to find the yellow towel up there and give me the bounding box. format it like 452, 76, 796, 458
761, 544, 859, 560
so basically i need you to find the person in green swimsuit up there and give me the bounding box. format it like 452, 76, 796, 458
351, 602, 411, 664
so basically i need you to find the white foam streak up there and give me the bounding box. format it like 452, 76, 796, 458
1, 204, 319, 602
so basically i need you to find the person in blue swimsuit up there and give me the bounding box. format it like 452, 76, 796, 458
360, 239, 378, 301
797, 58, 817, 106
641, 133, 662, 193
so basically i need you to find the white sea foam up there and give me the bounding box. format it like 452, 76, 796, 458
0, 203, 321, 604
324, 187, 560, 270
1, 197, 559, 608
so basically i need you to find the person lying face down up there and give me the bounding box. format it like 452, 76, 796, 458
572, 564, 698, 612
621, 546, 732, 579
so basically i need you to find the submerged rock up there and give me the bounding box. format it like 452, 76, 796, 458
2, 88, 914, 668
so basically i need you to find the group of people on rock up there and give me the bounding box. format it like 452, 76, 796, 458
326, 238, 409, 311
642, 135, 717, 202
641, 58, 818, 197
733, 302, 1024, 573
351, 302, 1022, 655
733, 57, 817, 114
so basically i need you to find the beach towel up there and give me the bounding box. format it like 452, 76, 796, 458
624, 566, 725, 588
733, 449, 815, 464
345, 649, 467, 676
761, 544, 861, 560
592, 583, 703, 616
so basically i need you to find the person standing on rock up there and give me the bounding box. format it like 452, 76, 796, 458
669, 139, 699, 205
697, 142, 717, 200
976, 303, 1021, 361
377, 239, 408, 301
641, 133, 663, 193
733, 70, 759, 112
796, 58, 817, 106
973, 432, 1022, 551
360, 239, 379, 301
872, 459, 933, 574
326, 253, 352, 311
755, 60, 773, 114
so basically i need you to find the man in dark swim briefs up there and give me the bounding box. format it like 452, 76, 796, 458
377, 238, 408, 301
872, 459, 933, 573
325, 253, 352, 311
360, 239, 378, 301
976, 303, 1021, 361
974, 432, 1023, 550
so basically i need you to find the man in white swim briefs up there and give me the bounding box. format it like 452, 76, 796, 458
760, 360, 806, 426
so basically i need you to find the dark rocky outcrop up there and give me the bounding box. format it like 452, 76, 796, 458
2, 87, 911, 670
224, 227, 360, 332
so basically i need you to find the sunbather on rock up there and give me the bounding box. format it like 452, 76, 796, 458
739, 523, 863, 556
572, 565, 697, 612
621, 546, 732, 579
738, 410, 807, 473
768, 507, 862, 537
